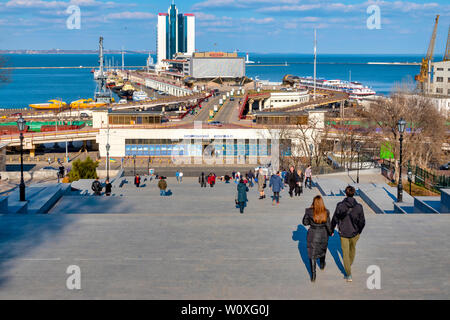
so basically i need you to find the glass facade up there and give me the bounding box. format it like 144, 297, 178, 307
109, 114, 162, 125
125, 139, 273, 157
163, 4, 189, 60
168, 4, 178, 60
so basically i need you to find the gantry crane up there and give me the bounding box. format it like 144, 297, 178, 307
415, 15, 440, 92
444, 25, 450, 61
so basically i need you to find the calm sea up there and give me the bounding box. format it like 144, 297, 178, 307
0, 53, 421, 109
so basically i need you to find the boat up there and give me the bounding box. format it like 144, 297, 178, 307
112, 79, 124, 92
119, 82, 136, 100
29, 99, 68, 110
296, 77, 376, 100
132, 90, 149, 102
70, 99, 108, 109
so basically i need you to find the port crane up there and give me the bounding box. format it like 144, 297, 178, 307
415, 15, 439, 92
444, 25, 450, 61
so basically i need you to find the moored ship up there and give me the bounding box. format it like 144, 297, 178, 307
29, 99, 68, 110
296, 76, 376, 100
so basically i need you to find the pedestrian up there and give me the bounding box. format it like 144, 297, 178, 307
91, 178, 102, 196
305, 166, 313, 189
232, 171, 236, 179
302, 195, 332, 282
281, 169, 287, 181
256, 169, 266, 200
158, 177, 168, 196
247, 170, 254, 187
224, 174, 231, 183
135, 173, 142, 186
105, 179, 112, 196
175, 170, 180, 183
134, 174, 141, 188
331, 186, 366, 282
199, 172, 207, 188
269, 171, 284, 205
285, 166, 300, 198
236, 178, 249, 214
208, 173, 216, 188
236, 171, 241, 180
179, 171, 183, 183
295, 169, 304, 196
47, 157, 51, 165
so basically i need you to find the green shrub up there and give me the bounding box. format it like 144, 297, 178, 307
68, 157, 99, 182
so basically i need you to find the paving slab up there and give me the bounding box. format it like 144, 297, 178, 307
0, 177, 448, 299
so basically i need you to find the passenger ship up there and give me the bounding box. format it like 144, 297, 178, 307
298, 77, 376, 100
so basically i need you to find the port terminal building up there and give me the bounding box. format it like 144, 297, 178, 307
162, 51, 246, 81
93, 109, 325, 166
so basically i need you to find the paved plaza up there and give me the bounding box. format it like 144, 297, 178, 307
0, 176, 449, 299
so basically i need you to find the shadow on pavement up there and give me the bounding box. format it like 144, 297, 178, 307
327, 232, 346, 276
292, 225, 311, 278
0, 214, 78, 288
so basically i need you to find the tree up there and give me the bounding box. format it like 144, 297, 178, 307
68, 157, 99, 182
363, 87, 446, 180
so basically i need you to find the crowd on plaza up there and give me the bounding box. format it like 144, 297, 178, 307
89, 164, 365, 283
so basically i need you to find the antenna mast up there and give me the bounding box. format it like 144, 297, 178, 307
313, 28, 317, 101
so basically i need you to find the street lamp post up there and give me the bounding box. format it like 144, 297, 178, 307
397, 118, 406, 203
356, 142, 361, 184
17, 115, 26, 202
309, 144, 313, 167
408, 170, 413, 196
106, 143, 110, 181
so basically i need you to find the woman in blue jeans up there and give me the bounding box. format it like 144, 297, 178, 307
236, 179, 249, 214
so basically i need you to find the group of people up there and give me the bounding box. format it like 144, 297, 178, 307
175, 170, 184, 183
198, 172, 217, 188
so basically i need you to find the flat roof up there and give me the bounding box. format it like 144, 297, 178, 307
253, 111, 307, 117
108, 110, 163, 115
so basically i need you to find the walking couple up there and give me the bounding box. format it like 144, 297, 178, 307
302, 186, 365, 283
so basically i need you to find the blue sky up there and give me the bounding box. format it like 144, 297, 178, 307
0, 0, 448, 54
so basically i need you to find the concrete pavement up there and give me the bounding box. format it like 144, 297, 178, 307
0, 177, 449, 299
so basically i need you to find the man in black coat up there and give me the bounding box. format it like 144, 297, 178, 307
285, 166, 300, 197
331, 186, 365, 282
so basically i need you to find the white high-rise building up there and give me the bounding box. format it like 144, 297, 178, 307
156, 2, 195, 66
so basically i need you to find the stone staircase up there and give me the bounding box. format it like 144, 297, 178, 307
314, 176, 449, 214
0, 184, 71, 214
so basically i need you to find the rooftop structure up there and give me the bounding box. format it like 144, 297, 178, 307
163, 51, 246, 80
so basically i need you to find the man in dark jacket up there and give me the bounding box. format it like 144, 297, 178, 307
91, 178, 102, 196
104, 179, 112, 196
331, 186, 365, 282
285, 166, 300, 197
199, 172, 207, 188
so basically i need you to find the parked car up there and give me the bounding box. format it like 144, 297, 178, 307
439, 162, 450, 170
80, 113, 89, 119
230, 97, 235, 101
207, 121, 223, 127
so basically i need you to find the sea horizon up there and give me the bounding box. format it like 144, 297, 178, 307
0, 53, 422, 108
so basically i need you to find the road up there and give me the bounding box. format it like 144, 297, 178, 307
193, 94, 222, 122
214, 99, 240, 124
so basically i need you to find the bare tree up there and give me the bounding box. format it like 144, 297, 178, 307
363, 86, 446, 180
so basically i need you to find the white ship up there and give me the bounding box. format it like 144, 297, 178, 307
298, 77, 376, 100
